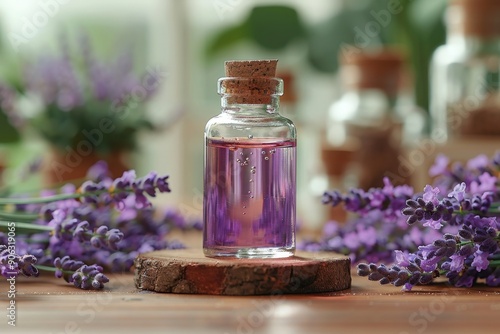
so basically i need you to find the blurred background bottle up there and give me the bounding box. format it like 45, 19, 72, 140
431, 0, 500, 142
303, 49, 426, 228
325, 49, 425, 192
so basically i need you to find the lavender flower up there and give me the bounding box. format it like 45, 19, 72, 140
52, 256, 109, 289
86, 160, 110, 182
315, 152, 500, 291
429, 154, 449, 177
71, 264, 109, 290
1, 245, 39, 278
53, 256, 85, 279
470, 172, 498, 194
322, 177, 413, 219
0, 162, 196, 290
357, 262, 437, 289
466, 154, 489, 170
21, 34, 165, 154
76, 169, 171, 209
91, 226, 124, 250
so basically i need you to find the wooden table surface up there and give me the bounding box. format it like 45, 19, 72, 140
1, 266, 500, 334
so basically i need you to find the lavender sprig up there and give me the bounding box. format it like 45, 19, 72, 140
36, 256, 109, 290
0, 169, 171, 207
357, 260, 437, 290
71, 264, 109, 290
322, 178, 413, 219
0, 245, 39, 278
314, 152, 500, 291
53, 255, 85, 279
0, 162, 196, 290
402, 183, 496, 228
301, 178, 447, 263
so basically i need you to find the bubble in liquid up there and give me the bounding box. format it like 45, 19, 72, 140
240, 152, 244, 156
243, 206, 246, 209
248, 191, 251, 194
243, 212, 246, 215
264, 157, 269, 160
249, 179, 253, 182
250, 152, 253, 155
248, 135, 253, 139
261, 151, 266, 155
245, 157, 249, 161
270, 149, 276, 154
251, 170, 256, 174
236, 159, 241, 163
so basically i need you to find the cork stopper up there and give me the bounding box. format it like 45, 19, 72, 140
219, 60, 282, 104
340, 49, 404, 98
449, 0, 500, 38
225, 60, 277, 77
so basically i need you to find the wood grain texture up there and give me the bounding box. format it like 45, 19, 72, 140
134, 249, 351, 295
5, 273, 500, 334
4, 233, 499, 334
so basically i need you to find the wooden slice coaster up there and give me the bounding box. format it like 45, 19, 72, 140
134, 249, 351, 295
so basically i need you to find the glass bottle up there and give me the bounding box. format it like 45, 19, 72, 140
203, 60, 296, 258
327, 49, 423, 190
431, 0, 500, 141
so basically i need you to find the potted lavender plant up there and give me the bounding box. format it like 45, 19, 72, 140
22, 36, 164, 184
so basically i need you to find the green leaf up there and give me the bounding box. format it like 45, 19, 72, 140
408, 0, 447, 33
306, 2, 393, 73
0, 221, 52, 233
205, 24, 249, 59
0, 111, 20, 143
403, 0, 447, 112
246, 5, 305, 51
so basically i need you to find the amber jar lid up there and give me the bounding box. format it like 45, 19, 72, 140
449, 0, 500, 38
320, 139, 359, 177
339, 49, 405, 98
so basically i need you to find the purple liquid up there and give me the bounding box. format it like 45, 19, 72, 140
203, 138, 296, 257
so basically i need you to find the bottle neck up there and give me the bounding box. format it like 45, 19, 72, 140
220, 96, 281, 115
446, 33, 500, 53
343, 88, 399, 109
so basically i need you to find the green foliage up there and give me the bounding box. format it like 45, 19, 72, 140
206, 24, 248, 59
20, 34, 161, 154
246, 6, 304, 50
205, 1, 448, 112
206, 5, 305, 58
0, 111, 20, 144
397, 0, 447, 113
31, 100, 154, 154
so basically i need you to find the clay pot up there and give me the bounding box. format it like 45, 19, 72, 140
43, 147, 130, 185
